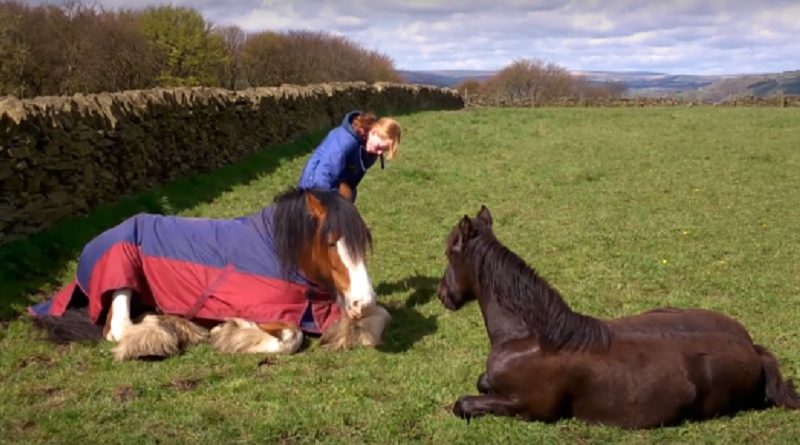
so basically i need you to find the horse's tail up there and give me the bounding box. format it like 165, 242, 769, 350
755, 344, 800, 409
32, 307, 104, 343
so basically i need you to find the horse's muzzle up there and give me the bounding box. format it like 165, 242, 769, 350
347, 299, 376, 319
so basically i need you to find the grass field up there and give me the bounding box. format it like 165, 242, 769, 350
1, 106, 799, 444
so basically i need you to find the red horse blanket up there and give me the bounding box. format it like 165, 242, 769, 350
29, 206, 341, 334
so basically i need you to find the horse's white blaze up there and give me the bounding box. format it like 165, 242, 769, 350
106, 288, 133, 342
336, 239, 375, 319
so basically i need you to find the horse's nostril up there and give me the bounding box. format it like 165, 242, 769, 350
352, 300, 361, 309
355, 303, 374, 319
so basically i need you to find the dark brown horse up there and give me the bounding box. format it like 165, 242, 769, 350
437, 205, 799, 428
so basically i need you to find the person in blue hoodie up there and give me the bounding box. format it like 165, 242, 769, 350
298, 110, 401, 202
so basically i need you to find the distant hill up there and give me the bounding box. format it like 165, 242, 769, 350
686, 70, 800, 102
400, 68, 800, 101
397, 69, 494, 87
571, 70, 726, 97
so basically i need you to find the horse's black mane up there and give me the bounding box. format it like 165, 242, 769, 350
271, 187, 372, 275
465, 227, 611, 352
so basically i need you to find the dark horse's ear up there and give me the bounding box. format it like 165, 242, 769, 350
477, 205, 492, 227
450, 215, 473, 254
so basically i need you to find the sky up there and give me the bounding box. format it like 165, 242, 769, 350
23, 0, 800, 75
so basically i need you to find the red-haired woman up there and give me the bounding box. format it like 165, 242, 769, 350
298, 110, 401, 202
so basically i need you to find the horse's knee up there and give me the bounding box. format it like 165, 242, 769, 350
476, 372, 492, 394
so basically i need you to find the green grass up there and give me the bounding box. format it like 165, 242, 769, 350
2, 107, 800, 443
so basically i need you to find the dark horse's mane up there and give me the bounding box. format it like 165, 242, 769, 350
466, 227, 611, 352
271, 187, 372, 276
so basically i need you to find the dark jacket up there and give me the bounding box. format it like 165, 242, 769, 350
297, 111, 378, 201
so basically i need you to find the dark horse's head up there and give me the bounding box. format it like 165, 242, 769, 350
437, 205, 611, 352
436, 205, 494, 311
272, 188, 374, 319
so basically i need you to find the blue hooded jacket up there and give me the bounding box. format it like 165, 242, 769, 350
298, 111, 379, 201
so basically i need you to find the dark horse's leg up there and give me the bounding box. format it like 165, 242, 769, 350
476, 372, 492, 394
453, 394, 521, 420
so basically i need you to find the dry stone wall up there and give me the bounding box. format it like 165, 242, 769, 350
464, 94, 800, 108
0, 82, 463, 245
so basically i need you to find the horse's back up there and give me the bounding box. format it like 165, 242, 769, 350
133, 212, 273, 275
608, 307, 752, 341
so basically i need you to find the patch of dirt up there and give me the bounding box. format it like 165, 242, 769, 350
34, 386, 66, 405
167, 377, 200, 391
16, 353, 58, 369
277, 437, 301, 445
53, 342, 79, 354
257, 356, 277, 367
114, 385, 137, 402
255, 356, 280, 380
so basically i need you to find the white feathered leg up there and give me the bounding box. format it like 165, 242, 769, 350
104, 289, 133, 342
210, 319, 303, 354
320, 304, 391, 349
110, 314, 209, 361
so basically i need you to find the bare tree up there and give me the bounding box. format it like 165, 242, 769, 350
214, 25, 247, 89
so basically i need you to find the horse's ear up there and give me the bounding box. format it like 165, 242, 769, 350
458, 215, 473, 234
337, 183, 354, 202
477, 205, 492, 227
305, 192, 327, 219
451, 215, 472, 254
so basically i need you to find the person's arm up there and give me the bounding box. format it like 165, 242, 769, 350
308, 145, 349, 191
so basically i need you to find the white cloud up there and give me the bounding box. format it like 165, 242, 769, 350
17, 0, 800, 74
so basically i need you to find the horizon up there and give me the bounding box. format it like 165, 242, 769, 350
19, 0, 800, 76
397, 68, 799, 78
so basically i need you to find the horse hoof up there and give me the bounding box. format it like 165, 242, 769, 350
452, 398, 471, 420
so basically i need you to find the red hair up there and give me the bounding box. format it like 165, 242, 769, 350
351, 112, 401, 160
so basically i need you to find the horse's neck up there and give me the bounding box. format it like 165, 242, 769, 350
261, 205, 314, 286
476, 288, 531, 347
472, 243, 611, 352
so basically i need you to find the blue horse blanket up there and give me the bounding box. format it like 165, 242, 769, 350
29, 206, 341, 334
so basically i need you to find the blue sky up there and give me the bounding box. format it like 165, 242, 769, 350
25, 0, 800, 74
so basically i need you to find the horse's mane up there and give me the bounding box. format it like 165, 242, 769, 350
271, 188, 372, 275
465, 228, 611, 352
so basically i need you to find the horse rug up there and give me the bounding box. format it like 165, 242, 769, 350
28, 206, 341, 334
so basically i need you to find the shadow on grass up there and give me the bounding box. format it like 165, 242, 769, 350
375, 274, 440, 353
0, 132, 324, 321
